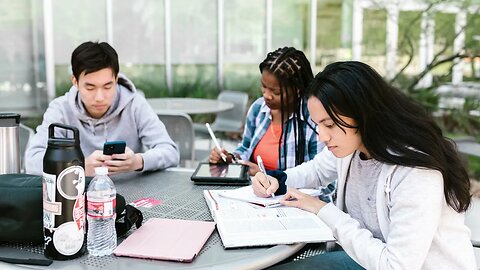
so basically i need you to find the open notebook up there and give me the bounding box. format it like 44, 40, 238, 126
204, 189, 335, 248
218, 185, 321, 207
114, 218, 215, 262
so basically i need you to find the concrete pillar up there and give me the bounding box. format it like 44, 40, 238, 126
385, 2, 399, 80
352, 0, 363, 61
341, 0, 353, 48
452, 10, 466, 84
106, 0, 113, 45
43, 0, 55, 101
164, 0, 172, 93
265, 0, 272, 54
217, 0, 224, 91
418, 11, 434, 88
309, 0, 317, 71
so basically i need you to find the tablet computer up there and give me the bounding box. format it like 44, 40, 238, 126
191, 162, 250, 185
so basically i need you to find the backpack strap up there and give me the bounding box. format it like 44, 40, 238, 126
115, 194, 143, 237
115, 205, 143, 237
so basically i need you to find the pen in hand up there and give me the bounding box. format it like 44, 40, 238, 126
257, 155, 274, 198
206, 123, 227, 162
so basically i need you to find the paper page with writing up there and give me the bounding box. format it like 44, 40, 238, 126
204, 190, 335, 248
218, 185, 321, 208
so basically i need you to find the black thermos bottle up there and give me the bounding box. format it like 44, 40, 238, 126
42, 123, 86, 260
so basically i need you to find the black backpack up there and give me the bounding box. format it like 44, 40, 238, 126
0, 174, 142, 243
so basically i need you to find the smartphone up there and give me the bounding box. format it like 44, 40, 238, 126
103, 141, 126, 155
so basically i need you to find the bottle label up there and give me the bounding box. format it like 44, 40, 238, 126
53, 221, 85, 256
87, 198, 116, 219
43, 173, 61, 229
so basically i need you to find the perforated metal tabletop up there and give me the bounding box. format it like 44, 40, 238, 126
0, 169, 304, 270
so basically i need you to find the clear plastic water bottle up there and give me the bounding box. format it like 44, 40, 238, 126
87, 167, 117, 256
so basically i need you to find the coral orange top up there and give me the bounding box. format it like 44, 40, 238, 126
253, 122, 282, 170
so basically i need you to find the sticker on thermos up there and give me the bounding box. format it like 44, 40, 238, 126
57, 166, 85, 200
52, 222, 85, 256
43, 173, 60, 229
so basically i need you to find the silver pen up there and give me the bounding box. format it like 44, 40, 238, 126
257, 155, 274, 198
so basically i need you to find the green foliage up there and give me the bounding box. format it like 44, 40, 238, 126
23, 116, 43, 130
468, 156, 480, 180
406, 86, 439, 113
435, 98, 480, 137
363, 9, 387, 56
55, 65, 72, 97
121, 65, 167, 98
393, 76, 480, 180
224, 63, 261, 103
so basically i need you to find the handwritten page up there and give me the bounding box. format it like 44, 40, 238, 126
204, 190, 335, 248
218, 185, 321, 208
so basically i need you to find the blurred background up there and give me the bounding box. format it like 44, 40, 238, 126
1, 0, 479, 177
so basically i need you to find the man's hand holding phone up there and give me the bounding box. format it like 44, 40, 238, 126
84, 141, 144, 176
103, 141, 126, 156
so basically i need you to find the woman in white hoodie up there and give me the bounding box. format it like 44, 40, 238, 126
253, 61, 476, 269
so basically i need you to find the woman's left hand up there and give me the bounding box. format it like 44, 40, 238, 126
280, 188, 327, 214
238, 160, 260, 176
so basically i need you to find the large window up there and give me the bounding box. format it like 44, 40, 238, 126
0, 0, 46, 115
52, 0, 106, 96
362, 9, 387, 73
272, 0, 310, 50
171, 0, 217, 97
113, 0, 166, 97
223, 0, 265, 96
0, 0, 330, 115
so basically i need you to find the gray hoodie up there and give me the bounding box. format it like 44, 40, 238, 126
25, 74, 179, 175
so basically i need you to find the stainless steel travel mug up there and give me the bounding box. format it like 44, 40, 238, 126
0, 113, 20, 174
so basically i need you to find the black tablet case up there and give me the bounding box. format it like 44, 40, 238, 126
191, 162, 250, 185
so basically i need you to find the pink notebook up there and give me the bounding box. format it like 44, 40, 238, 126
114, 218, 216, 262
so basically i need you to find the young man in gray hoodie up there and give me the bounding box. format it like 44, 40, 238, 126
25, 41, 179, 176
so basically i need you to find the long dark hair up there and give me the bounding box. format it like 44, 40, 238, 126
259, 47, 314, 170
306, 61, 471, 212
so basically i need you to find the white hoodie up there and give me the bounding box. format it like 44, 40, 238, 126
285, 147, 477, 270
25, 74, 179, 175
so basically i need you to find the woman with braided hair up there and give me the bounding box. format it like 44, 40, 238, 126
209, 47, 334, 199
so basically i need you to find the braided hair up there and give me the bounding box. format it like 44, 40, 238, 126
259, 47, 315, 170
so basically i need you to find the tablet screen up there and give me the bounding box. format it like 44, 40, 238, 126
195, 163, 243, 178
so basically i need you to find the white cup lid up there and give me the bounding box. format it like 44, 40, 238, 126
94, 166, 108, 175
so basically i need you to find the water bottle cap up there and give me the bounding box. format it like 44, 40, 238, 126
94, 166, 108, 175
0, 113, 20, 127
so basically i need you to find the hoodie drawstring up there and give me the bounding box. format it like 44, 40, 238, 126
103, 123, 108, 142
87, 120, 95, 135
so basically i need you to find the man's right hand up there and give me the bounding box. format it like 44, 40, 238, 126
85, 150, 110, 176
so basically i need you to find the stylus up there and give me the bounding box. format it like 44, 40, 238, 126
0, 256, 53, 266
257, 155, 274, 198
206, 123, 227, 162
